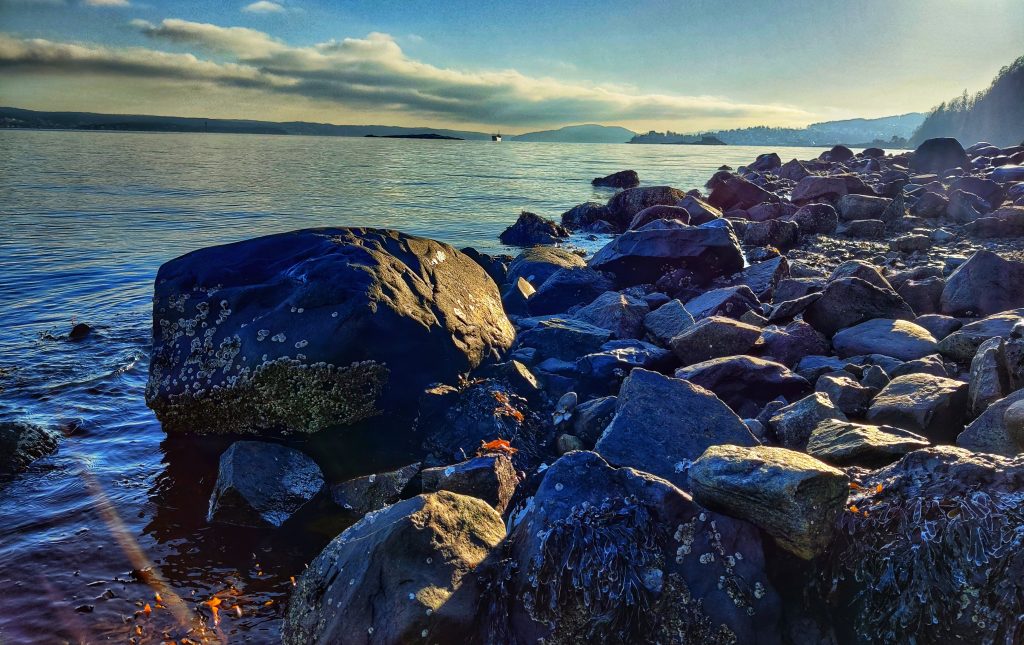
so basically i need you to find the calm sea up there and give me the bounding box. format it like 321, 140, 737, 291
0, 130, 832, 642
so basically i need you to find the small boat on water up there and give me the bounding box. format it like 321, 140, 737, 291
491, 133, 502, 142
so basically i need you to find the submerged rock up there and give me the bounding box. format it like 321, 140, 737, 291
207, 441, 324, 528
592, 169, 640, 189
689, 445, 848, 560
146, 228, 514, 434
499, 211, 569, 246
283, 491, 505, 644
0, 421, 59, 476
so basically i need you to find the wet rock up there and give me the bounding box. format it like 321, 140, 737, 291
689, 445, 848, 559
627, 204, 691, 230
956, 388, 1024, 456
937, 308, 1024, 361
560, 201, 612, 230
832, 319, 938, 361
940, 249, 1024, 316
495, 450, 782, 644
743, 219, 799, 249
528, 267, 615, 315
821, 447, 1024, 644
508, 246, 586, 288
571, 395, 617, 446
0, 421, 59, 475
803, 277, 914, 337
572, 291, 648, 339
207, 441, 324, 528
815, 373, 875, 417
866, 373, 969, 443
594, 368, 757, 488
517, 317, 613, 362
707, 173, 777, 211
642, 299, 695, 347
785, 203, 838, 235
806, 419, 930, 468
588, 219, 744, 288
499, 211, 569, 246
669, 316, 762, 366
283, 491, 505, 645
768, 392, 848, 450
606, 185, 688, 230
837, 194, 893, 221
909, 137, 969, 173
749, 152, 782, 171
684, 285, 760, 321
968, 337, 1009, 415
675, 356, 810, 418
592, 169, 639, 189
421, 454, 519, 513
330, 462, 420, 515
146, 228, 514, 434
68, 322, 92, 341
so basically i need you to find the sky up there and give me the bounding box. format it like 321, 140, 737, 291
0, 0, 1022, 134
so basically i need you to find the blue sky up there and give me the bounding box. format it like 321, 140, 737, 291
1, 0, 1022, 132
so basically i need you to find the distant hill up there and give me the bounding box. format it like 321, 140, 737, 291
511, 124, 636, 143
0, 107, 492, 140
631, 113, 925, 147
909, 54, 1024, 147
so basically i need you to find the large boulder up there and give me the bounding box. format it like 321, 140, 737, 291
956, 388, 1024, 456
689, 445, 849, 559
821, 447, 1024, 644
495, 450, 782, 644
507, 246, 586, 288
937, 308, 1024, 361
527, 267, 614, 315
592, 169, 640, 188
0, 421, 59, 475
499, 211, 569, 246
283, 491, 505, 644
909, 137, 969, 173
803, 277, 914, 337
940, 250, 1024, 317
588, 220, 744, 287
806, 419, 930, 468
866, 373, 969, 443
207, 441, 324, 528
146, 228, 515, 434
561, 201, 611, 230
605, 186, 688, 230
594, 368, 757, 488
675, 356, 810, 418
831, 319, 938, 360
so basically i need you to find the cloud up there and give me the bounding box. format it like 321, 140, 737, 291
242, 1, 284, 13
0, 19, 812, 128
83, 0, 130, 6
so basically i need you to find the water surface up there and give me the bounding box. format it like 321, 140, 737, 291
0, 130, 831, 643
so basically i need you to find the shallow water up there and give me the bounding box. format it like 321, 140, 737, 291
0, 130, 833, 643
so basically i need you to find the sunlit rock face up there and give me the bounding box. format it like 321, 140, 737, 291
146, 227, 514, 434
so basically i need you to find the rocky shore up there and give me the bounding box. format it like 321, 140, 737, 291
11, 137, 1024, 643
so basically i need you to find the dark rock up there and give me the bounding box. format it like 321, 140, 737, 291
575, 339, 675, 386
496, 450, 782, 644
726, 256, 790, 301
947, 189, 991, 222
828, 259, 893, 291
207, 441, 324, 528
832, 319, 938, 360
862, 147, 885, 158
896, 276, 944, 315
910, 191, 948, 218
283, 491, 505, 644
968, 337, 1008, 415
592, 169, 640, 189
501, 277, 535, 316
588, 219, 744, 288
795, 355, 847, 381
909, 137, 969, 173
689, 445, 848, 559
461, 247, 509, 286
330, 462, 420, 515
507, 246, 586, 288
785, 203, 838, 235
823, 145, 854, 163
606, 186, 688, 230
779, 158, 811, 181
518, 317, 612, 362
571, 395, 617, 446
773, 277, 824, 303
956, 388, 1024, 456
837, 194, 893, 221
594, 368, 757, 487
843, 219, 886, 238
890, 353, 950, 379
707, 174, 777, 211
914, 314, 961, 341
421, 455, 519, 513
0, 421, 59, 475
528, 267, 614, 315
937, 309, 1024, 361
951, 176, 1004, 208
888, 233, 931, 253
675, 194, 723, 224
866, 373, 969, 442
815, 373, 875, 416
768, 392, 848, 450
758, 321, 829, 367
146, 228, 514, 434
669, 316, 762, 365
572, 291, 648, 339
806, 419, 929, 468
749, 152, 782, 172
743, 219, 799, 249
675, 356, 810, 418
803, 277, 914, 337
791, 174, 871, 203
940, 249, 1024, 317
560, 201, 612, 230
68, 322, 92, 340
499, 211, 569, 246
684, 285, 760, 321
642, 299, 695, 347
627, 204, 691, 230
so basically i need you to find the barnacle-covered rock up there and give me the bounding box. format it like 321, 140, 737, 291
486, 451, 782, 644
146, 228, 514, 434
283, 491, 506, 644
819, 446, 1024, 644
0, 421, 59, 476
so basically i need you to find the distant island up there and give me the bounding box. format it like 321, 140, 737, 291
364, 133, 463, 140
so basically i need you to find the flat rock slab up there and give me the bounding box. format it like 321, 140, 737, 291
866, 373, 969, 443
807, 419, 930, 468
689, 444, 849, 560
207, 441, 325, 528
595, 368, 757, 488
330, 462, 421, 516
832, 319, 938, 361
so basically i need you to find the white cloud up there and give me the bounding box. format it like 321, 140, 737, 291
242, 1, 284, 13
0, 20, 813, 128
83, 0, 130, 6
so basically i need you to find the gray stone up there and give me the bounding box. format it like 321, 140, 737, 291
605, 185, 689, 230
528, 267, 615, 315
571, 395, 617, 446
806, 419, 930, 468
768, 392, 848, 450
675, 356, 811, 418
758, 321, 829, 367
499, 211, 569, 246
828, 260, 893, 291
803, 277, 914, 337
517, 317, 613, 362
330, 462, 420, 515
915, 314, 961, 340
843, 219, 886, 238
968, 337, 1009, 416
642, 299, 695, 347
684, 285, 761, 321
815, 373, 876, 417
572, 290, 649, 339
507, 246, 586, 288
743, 219, 799, 248
832, 319, 938, 361
866, 374, 969, 443
421, 455, 519, 513
773, 277, 824, 303
689, 445, 849, 559
837, 194, 893, 221
940, 250, 1024, 317
956, 388, 1024, 456
937, 309, 1024, 361
594, 368, 757, 488
668, 315, 762, 365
